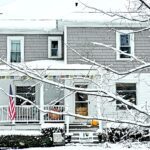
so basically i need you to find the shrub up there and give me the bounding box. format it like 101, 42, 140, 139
98, 128, 150, 143
0, 127, 65, 148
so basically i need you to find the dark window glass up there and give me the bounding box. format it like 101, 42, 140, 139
120, 34, 130, 46
16, 86, 35, 105
116, 83, 136, 110
51, 41, 58, 56
120, 34, 131, 58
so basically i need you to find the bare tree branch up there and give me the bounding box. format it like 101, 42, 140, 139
139, 0, 150, 10
0, 87, 150, 127
78, 0, 149, 22
92, 42, 146, 64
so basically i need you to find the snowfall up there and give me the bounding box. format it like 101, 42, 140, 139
15, 142, 150, 150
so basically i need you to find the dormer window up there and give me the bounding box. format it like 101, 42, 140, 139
48, 36, 62, 58
7, 36, 24, 63
116, 30, 134, 60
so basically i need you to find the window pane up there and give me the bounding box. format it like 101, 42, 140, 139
120, 47, 131, 58
51, 48, 58, 56
120, 34, 130, 46
11, 52, 21, 62
116, 83, 136, 90
51, 41, 58, 49
11, 40, 21, 52
75, 85, 88, 102
16, 86, 35, 105
116, 83, 136, 110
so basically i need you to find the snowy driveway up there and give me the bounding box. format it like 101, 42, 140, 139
22, 143, 150, 150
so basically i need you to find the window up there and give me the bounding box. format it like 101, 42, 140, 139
116, 30, 134, 60
7, 36, 24, 63
48, 36, 62, 58
116, 83, 136, 110
16, 86, 35, 105
75, 85, 88, 116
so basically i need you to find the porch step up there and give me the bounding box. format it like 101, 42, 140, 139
65, 123, 99, 143
71, 132, 99, 143
67, 123, 98, 132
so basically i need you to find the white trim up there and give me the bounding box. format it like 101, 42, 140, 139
7, 36, 24, 63
64, 26, 67, 64
59, 20, 148, 28
0, 29, 63, 35
116, 30, 134, 61
48, 36, 62, 58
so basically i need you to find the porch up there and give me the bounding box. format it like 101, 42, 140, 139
0, 105, 65, 124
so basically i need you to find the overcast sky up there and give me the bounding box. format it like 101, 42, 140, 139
0, 0, 127, 19
0, 0, 128, 28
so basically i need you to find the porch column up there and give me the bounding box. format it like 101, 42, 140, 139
66, 104, 70, 135
97, 99, 102, 132
40, 82, 44, 124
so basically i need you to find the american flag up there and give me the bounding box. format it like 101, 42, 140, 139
8, 84, 16, 121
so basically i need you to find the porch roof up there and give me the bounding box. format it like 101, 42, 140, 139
0, 60, 97, 70
0, 60, 100, 76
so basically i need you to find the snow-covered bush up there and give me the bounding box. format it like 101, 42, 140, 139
98, 128, 150, 143
41, 126, 65, 146
0, 125, 66, 148
0, 135, 53, 148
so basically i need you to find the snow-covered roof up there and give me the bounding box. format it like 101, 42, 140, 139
0, 20, 64, 34
0, 60, 97, 70
0, 60, 99, 76
58, 19, 149, 29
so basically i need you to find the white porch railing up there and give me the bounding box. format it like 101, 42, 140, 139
44, 105, 64, 122
0, 105, 65, 123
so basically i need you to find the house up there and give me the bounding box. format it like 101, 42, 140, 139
0, 19, 149, 142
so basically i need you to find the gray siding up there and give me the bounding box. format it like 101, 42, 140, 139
67, 27, 150, 72
0, 34, 64, 61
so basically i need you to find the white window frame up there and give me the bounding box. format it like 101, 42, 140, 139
116, 30, 134, 60
48, 36, 62, 58
7, 36, 24, 63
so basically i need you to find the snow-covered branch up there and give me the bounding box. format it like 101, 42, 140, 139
92, 42, 146, 64
67, 43, 150, 76
1, 87, 150, 128
1, 58, 150, 118
78, 0, 149, 22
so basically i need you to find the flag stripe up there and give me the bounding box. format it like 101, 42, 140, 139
8, 85, 16, 120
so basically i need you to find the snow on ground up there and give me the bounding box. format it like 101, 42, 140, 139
21, 142, 150, 150
41, 123, 64, 129
0, 130, 42, 136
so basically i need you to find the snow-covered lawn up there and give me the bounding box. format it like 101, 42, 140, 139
22, 142, 150, 150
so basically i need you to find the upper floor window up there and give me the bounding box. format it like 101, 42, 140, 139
48, 36, 62, 58
116, 30, 134, 60
116, 83, 136, 110
7, 36, 24, 63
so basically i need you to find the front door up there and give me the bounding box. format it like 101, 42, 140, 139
75, 85, 88, 121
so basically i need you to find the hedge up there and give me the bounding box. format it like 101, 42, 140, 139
98, 128, 150, 143
0, 127, 64, 148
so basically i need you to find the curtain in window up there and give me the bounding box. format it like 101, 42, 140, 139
11, 40, 21, 62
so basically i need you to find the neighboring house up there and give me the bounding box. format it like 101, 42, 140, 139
0, 20, 150, 142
